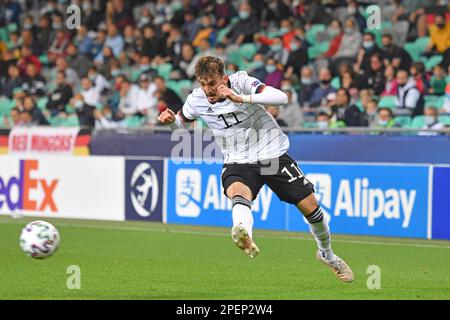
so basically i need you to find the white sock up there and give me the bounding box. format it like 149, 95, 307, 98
232, 196, 254, 238
306, 206, 336, 262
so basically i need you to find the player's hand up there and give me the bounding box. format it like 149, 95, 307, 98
217, 84, 243, 103
157, 108, 176, 124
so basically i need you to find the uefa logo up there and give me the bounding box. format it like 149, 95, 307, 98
129, 162, 159, 217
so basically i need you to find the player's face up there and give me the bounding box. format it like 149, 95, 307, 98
198, 74, 228, 103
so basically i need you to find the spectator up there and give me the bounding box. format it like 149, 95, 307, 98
182, 10, 202, 43
173, 43, 196, 80
66, 42, 93, 78
365, 53, 386, 96
70, 94, 96, 127
419, 106, 446, 135
142, 25, 167, 60
263, 58, 283, 89
330, 88, 368, 127
354, 32, 383, 75
192, 15, 215, 48
117, 78, 140, 116
410, 62, 429, 94
395, 69, 424, 116
373, 107, 399, 129
330, 18, 362, 71
35, 15, 54, 52
224, 2, 259, 45
18, 110, 34, 127
48, 30, 70, 62
46, 71, 73, 116
298, 65, 319, 107
277, 84, 304, 128
73, 25, 93, 56
105, 23, 125, 58
425, 13, 450, 55
215, 0, 236, 29
365, 98, 379, 127
17, 46, 42, 76
22, 64, 47, 97
308, 67, 336, 107
248, 53, 267, 81
80, 77, 101, 107
136, 74, 158, 118
381, 64, 399, 96
345, 0, 367, 33
90, 29, 107, 61
381, 34, 412, 71
154, 76, 183, 113
3, 107, 21, 128
2, 64, 23, 99
23, 95, 49, 125
428, 64, 447, 96
55, 57, 79, 88
316, 111, 331, 130
87, 66, 110, 94
284, 36, 308, 81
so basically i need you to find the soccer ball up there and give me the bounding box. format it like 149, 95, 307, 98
19, 220, 60, 259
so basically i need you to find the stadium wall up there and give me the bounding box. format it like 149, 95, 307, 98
0, 155, 448, 240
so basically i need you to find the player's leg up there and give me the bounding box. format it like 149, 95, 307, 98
225, 181, 260, 258
296, 193, 353, 282
263, 154, 353, 282
222, 164, 263, 258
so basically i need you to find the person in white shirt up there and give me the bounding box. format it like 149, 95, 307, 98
80, 77, 101, 107
419, 106, 447, 136
118, 78, 140, 116
158, 56, 353, 282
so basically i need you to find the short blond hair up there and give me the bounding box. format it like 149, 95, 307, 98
195, 56, 225, 80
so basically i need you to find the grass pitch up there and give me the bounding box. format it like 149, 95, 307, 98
0, 215, 449, 300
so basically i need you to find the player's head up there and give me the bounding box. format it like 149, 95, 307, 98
195, 56, 228, 104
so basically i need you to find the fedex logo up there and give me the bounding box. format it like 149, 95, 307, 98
0, 160, 58, 212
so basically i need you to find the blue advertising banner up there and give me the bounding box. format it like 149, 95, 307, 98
125, 159, 164, 222
287, 163, 430, 238
166, 160, 286, 230
432, 167, 450, 240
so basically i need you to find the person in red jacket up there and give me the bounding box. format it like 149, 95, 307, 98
17, 46, 42, 77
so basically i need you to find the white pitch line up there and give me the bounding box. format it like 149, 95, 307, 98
2, 218, 449, 250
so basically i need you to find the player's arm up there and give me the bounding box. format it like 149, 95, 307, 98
157, 108, 195, 130
217, 72, 288, 106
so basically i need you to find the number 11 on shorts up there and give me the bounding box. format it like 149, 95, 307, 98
281, 163, 304, 183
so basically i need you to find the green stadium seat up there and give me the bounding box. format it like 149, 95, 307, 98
394, 116, 412, 128
0, 96, 14, 116
411, 115, 425, 129
302, 121, 318, 129
228, 49, 242, 66
124, 115, 145, 128
425, 55, 443, 71
61, 115, 80, 127
378, 95, 397, 109
331, 76, 341, 89
175, 80, 193, 100
0, 27, 8, 42
166, 80, 178, 93
239, 43, 258, 60
156, 63, 173, 81
438, 115, 450, 126
415, 37, 431, 52
306, 24, 326, 45
38, 54, 49, 65
307, 41, 330, 60
36, 97, 48, 110
6, 23, 18, 33
424, 95, 446, 109
404, 42, 421, 62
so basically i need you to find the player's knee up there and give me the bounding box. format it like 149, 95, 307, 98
296, 192, 319, 215
226, 182, 252, 201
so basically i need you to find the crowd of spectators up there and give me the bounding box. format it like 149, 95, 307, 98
0, 0, 449, 133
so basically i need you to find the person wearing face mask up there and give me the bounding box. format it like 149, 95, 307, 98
214, 0, 236, 29
316, 112, 331, 130
284, 37, 308, 80
425, 13, 450, 55
263, 59, 283, 89
248, 54, 267, 81
308, 67, 336, 108
345, 0, 366, 33
372, 107, 399, 129
298, 65, 319, 107
68, 94, 96, 127
418, 106, 446, 136
354, 32, 382, 74
223, 2, 258, 45
329, 18, 362, 73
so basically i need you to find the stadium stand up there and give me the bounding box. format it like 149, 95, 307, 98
0, 0, 449, 132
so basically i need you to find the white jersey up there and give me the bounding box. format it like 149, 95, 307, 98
181, 71, 289, 164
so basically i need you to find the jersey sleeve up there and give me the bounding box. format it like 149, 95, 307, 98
179, 95, 199, 122
236, 71, 266, 95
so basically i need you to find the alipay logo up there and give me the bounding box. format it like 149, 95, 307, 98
176, 169, 202, 217
175, 168, 273, 220
130, 162, 159, 217
306, 174, 417, 228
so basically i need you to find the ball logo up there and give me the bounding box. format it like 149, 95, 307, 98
130, 162, 159, 217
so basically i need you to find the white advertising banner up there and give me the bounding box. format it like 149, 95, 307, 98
8, 127, 80, 155
0, 156, 125, 221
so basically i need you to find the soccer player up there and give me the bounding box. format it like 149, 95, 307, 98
158, 56, 354, 282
